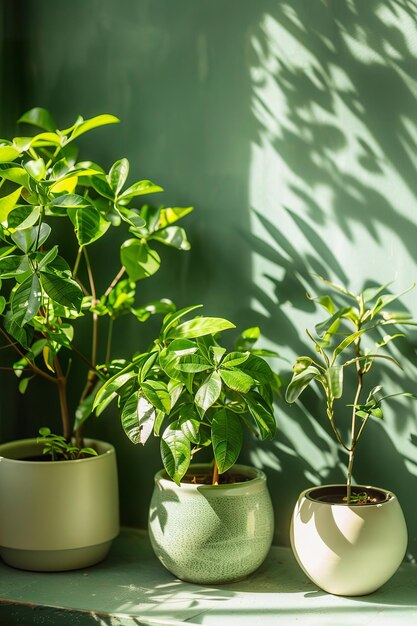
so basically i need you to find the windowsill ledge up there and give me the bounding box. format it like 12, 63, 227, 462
1, 528, 416, 625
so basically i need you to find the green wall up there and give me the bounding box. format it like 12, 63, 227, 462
2, 0, 417, 556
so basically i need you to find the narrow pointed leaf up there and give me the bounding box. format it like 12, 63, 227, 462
11, 274, 41, 324
161, 304, 203, 339
222, 351, 250, 369
109, 158, 129, 195
170, 317, 235, 340
246, 392, 276, 439
70, 114, 120, 140
141, 380, 171, 413
327, 365, 343, 399
119, 179, 163, 201
93, 371, 136, 416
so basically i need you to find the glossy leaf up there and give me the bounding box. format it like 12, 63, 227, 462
212, 409, 243, 474
49, 194, 91, 209
11, 274, 41, 324
69, 114, 120, 140
0, 146, 19, 162
7, 205, 40, 230
234, 327, 260, 351
68, 206, 103, 246
121, 391, 156, 445
158, 206, 193, 227
40, 272, 83, 311
222, 351, 250, 369
24, 159, 46, 181
109, 158, 129, 195
170, 316, 235, 340
315, 307, 352, 338
246, 392, 276, 439
161, 423, 191, 485
0, 162, 29, 186
327, 365, 343, 399
18, 107, 56, 131
150, 226, 190, 250
0, 254, 31, 278
167, 339, 198, 356
219, 368, 254, 393
141, 380, 171, 413
176, 354, 212, 373
93, 370, 136, 416
161, 304, 203, 339
0, 187, 22, 222
371, 285, 414, 319
178, 404, 201, 443
332, 329, 366, 361
285, 365, 322, 403
119, 179, 163, 201
120, 239, 161, 281
11, 224, 51, 253
195, 370, 222, 413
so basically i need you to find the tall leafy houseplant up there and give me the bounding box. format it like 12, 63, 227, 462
286, 277, 416, 502
94, 319, 279, 485
0, 107, 192, 444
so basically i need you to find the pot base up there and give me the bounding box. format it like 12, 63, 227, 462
0, 540, 112, 572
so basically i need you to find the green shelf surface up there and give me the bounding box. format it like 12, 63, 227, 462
0, 528, 416, 625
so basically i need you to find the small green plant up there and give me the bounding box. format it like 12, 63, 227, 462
94, 311, 281, 485
0, 107, 192, 448
286, 276, 416, 503
37, 427, 97, 461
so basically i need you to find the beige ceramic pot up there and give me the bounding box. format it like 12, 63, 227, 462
291, 484, 407, 596
0, 438, 119, 571
149, 463, 274, 584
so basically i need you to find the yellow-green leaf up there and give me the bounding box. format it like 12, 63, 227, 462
0, 187, 22, 222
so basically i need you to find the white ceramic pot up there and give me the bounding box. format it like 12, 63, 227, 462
149, 463, 274, 584
0, 438, 119, 571
291, 484, 407, 596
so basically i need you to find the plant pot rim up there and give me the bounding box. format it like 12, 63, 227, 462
0, 437, 115, 465
301, 483, 395, 506
154, 463, 267, 491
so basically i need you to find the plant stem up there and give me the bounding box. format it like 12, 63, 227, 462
53, 355, 71, 441
212, 459, 219, 485
73, 246, 83, 278
105, 317, 114, 363
0, 327, 56, 383
83, 248, 98, 367
104, 266, 126, 297
347, 336, 364, 503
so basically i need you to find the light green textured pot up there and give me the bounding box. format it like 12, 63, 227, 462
0, 438, 119, 572
148, 463, 274, 584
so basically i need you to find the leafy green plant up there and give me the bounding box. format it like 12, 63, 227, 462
0, 107, 192, 447
94, 314, 280, 485
37, 427, 97, 461
286, 276, 416, 503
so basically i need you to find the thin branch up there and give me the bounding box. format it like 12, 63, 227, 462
105, 317, 114, 363
53, 355, 71, 440
73, 246, 83, 278
104, 266, 126, 297
0, 327, 56, 383
83, 248, 98, 367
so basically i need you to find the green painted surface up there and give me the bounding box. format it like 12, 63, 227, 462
0, 529, 417, 625
1, 0, 417, 557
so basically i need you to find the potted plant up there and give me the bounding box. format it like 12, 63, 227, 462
95, 318, 280, 584
0, 107, 192, 570
286, 277, 416, 596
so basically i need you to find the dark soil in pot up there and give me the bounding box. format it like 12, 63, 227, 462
307, 485, 390, 505
182, 471, 251, 485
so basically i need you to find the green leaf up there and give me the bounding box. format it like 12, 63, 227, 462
327, 365, 343, 399
306, 293, 336, 314
40, 272, 83, 310
150, 226, 190, 250
195, 370, 222, 413
69, 114, 120, 140
73, 381, 103, 430
0, 254, 31, 278
246, 392, 276, 439
18, 107, 56, 131
119, 179, 163, 201
116, 206, 146, 228
219, 368, 254, 393
161, 423, 191, 485
11, 274, 41, 324
240, 354, 275, 386
0, 187, 22, 222
120, 239, 161, 281
11, 223, 51, 253
0, 146, 20, 162
0, 162, 29, 186
178, 404, 201, 443
7, 205, 40, 230
109, 158, 129, 195
177, 354, 212, 373
285, 365, 322, 403
332, 329, 366, 361
68, 206, 103, 246
314, 274, 356, 300
93, 370, 136, 416
167, 339, 198, 356
234, 326, 260, 352
121, 391, 156, 445
222, 351, 250, 369
158, 206, 193, 227
141, 380, 171, 413
315, 307, 352, 338
371, 285, 414, 319
212, 409, 243, 474
37, 245, 59, 270
49, 194, 91, 209
161, 304, 203, 339
24, 159, 46, 181
170, 316, 235, 340
0, 296, 5, 314
91, 176, 115, 200
362, 282, 393, 304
